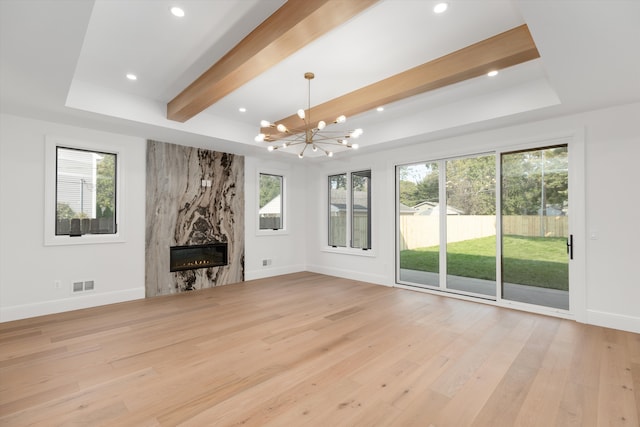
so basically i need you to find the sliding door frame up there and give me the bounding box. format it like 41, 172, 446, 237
395, 129, 586, 321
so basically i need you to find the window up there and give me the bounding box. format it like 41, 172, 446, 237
56, 147, 117, 236
259, 173, 283, 230
328, 170, 371, 249
351, 170, 371, 249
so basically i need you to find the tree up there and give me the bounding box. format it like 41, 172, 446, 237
398, 163, 438, 207
445, 155, 495, 215
502, 147, 568, 215
259, 174, 282, 208
56, 202, 75, 220
397, 147, 567, 216
96, 154, 116, 217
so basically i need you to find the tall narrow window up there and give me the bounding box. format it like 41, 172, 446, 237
328, 170, 372, 249
351, 170, 371, 249
259, 173, 283, 230
328, 173, 347, 247
56, 147, 117, 236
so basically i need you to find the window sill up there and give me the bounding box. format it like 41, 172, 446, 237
321, 246, 376, 257
44, 233, 126, 246
256, 229, 289, 237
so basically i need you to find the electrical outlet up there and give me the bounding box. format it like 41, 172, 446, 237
262, 259, 272, 266
84, 280, 95, 291
54, 280, 61, 289
73, 281, 84, 292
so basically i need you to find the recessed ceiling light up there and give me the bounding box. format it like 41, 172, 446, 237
377, 106, 384, 112
238, 107, 247, 113
170, 7, 185, 17
487, 70, 499, 77
433, 2, 448, 14
126, 73, 137, 81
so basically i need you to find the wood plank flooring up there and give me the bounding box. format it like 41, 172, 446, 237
1, 272, 639, 426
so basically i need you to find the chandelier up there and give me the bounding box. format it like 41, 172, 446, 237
254, 72, 363, 158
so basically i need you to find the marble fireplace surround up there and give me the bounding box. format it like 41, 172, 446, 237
145, 140, 244, 297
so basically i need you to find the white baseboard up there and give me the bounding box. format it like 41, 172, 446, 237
586, 309, 640, 334
306, 264, 391, 287
0, 288, 145, 322
245, 264, 306, 281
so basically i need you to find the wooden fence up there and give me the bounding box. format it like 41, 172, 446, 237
259, 217, 281, 230
329, 214, 369, 248
57, 217, 115, 235
399, 215, 568, 251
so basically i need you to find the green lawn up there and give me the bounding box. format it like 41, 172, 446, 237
400, 235, 568, 291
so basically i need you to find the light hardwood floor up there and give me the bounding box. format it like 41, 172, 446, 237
1, 272, 639, 426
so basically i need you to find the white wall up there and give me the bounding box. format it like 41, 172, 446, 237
244, 156, 307, 280
2, 103, 639, 333
305, 102, 640, 333
0, 114, 146, 321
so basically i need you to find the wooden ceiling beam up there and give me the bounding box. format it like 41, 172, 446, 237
167, 0, 380, 123
262, 24, 540, 140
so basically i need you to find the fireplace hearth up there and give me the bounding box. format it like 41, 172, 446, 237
170, 243, 228, 272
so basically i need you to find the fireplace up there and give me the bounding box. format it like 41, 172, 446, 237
169, 243, 228, 272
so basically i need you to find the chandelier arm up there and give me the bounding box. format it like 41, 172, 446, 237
308, 135, 349, 143
312, 143, 352, 149
299, 143, 309, 158
258, 72, 362, 157
279, 141, 305, 148
280, 133, 307, 143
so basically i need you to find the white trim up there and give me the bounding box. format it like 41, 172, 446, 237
567, 128, 587, 323
395, 282, 575, 320
586, 309, 640, 334
0, 288, 144, 322
307, 264, 390, 287
245, 264, 306, 281
321, 246, 376, 257
44, 135, 126, 246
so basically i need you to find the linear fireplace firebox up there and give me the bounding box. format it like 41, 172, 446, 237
169, 243, 228, 272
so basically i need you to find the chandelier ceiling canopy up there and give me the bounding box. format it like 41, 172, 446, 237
255, 72, 362, 159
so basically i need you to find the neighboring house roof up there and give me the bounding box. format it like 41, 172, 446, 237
330, 189, 369, 213
413, 201, 463, 215
259, 194, 281, 215
399, 203, 416, 215
330, 203, 368, 213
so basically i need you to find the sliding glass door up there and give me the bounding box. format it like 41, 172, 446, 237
397, 144, 572, 310
397, 162, 440, 287
445, 155, 496, 297
501, 145, 569, 309
397, 154, 496, 299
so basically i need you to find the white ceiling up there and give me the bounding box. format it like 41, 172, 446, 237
1, 0, 639, 160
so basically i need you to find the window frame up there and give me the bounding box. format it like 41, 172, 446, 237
44, 136, 125, 246
55, 146, 118, 237
325, 169, 373, 255
256, 170, 288, 236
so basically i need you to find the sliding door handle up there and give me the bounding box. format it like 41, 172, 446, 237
566, 234, 574, 260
